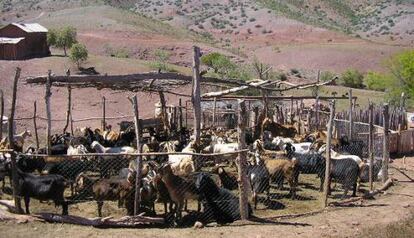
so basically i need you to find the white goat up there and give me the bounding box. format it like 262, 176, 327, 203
165, 141, 196, 176
91, 141, 136, 154
318, 144, 363, 165
272, 136, 312, 154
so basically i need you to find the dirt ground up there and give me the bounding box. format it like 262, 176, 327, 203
0, 157, 413, 238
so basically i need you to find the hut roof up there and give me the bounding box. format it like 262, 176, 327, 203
10, 23, 48, 33
0, 37, 25, 44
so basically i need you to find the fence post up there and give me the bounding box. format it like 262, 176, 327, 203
382, 104, 390, 183
101, 96, 106, 130
45, 70, 52, 155
33, 101, 39, 149
63, 69, 72, 134
212, 97, 217, 128
185, 100, 188, 127
0, 89, 3, 140
131, 95, 142, 215
192, 46, 202, 145
307, 110, 312, 133
178, 98, 183, 130
348, 89, 353, 141
323, 100, 335, 208
237, 100, 249, 220
8, 67, 22, 213
368, 103, 374, 191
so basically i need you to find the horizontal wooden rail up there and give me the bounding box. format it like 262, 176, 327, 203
15, 149, 250, 158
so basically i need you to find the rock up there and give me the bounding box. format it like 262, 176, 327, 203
193, 221, 204, 229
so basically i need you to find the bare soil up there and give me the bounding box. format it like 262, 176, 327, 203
0, 157, 413, 238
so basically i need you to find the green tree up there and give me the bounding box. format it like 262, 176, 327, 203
48, 26, 78, 56
47, 29, 58, 46
364, 72, 396, 91
387, 50, 414, 100
201, 52, 224, 73
69, 43, 88, 69
341, 69, 364, 88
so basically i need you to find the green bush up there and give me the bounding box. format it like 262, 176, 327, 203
364, 72, 395, 91
340, 69, 364, 88
320, 71, 336, 82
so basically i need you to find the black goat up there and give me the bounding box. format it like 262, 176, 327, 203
195, 173, 251, 224
212, 166, 238, 190
16, 169, 68, 215
327, 158, 360, 198
285, 144, 326, 191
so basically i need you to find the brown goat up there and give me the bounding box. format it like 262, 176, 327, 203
157, 164, 199, 219
264, 159, 297, 199
261, 117, 297, 139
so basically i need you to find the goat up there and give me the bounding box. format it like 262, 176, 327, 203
157, 164, 199, 220
285, 143, 326, 191
16, 169, 68, 215
211, 165, 238, 190
196, 172, 251, 224
164, 141, 196, 177
0, 129, 32, 152
327, 158, 360, 198
248, 163, 270, 209
75, 172, 133, 217
261, 117, 297, 138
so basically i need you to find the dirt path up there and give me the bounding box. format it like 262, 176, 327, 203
0, 158, 413, 238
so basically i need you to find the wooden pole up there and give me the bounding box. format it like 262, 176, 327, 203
237, 100, 249, 220
192, 46, 202, 145
45, 70, 52, 156
323, 100, 335, 208
63, 70, 72, 134
212, 97, 217, 127
185, 100, 188, 127
33, 101, 39, 149
290, 97, 294, 124
8, 67, 22, 213
382, 104, 390, 183
307, 110, 312, 133
348, 89, 353, 141
102, 96, 106, 130
131, 95, 142, 216
0, 90, 3, 141
158, 92, 170, 133
178, 98, 183, 129
368, 103, 374, 191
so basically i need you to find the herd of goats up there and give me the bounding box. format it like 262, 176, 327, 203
0, 115, 384, 226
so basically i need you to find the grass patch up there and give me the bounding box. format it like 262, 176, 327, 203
355, 213, 414, 238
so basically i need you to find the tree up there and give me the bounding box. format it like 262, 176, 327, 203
340, 69, 364, 88
47, 26, 78, 56
201, 52, 223, 73
69, 43, 88, 69
364, 72, 396, 91
252, 58, 271, 80
387, 50, 414, 100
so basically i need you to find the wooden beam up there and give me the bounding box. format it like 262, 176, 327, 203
0, 89, 3, 140
33, 101, 39, 149
323, 100, 335, 208
201, 95, 357, 101
131, 95, 142, 216
63, 70, 72, 134
202, 80, 270, 98
8, 67, 22, 213
368, 102, 374, 191
45, 70, 52, 155
382, 104, 390, 183
192, 46, 202, 146
348, 89, 353, 141
237, 100, 249, 220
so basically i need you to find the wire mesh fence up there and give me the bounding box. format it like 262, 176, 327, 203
0, 97, 401, 228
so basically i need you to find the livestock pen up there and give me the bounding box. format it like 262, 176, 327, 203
0, 46, 409, 228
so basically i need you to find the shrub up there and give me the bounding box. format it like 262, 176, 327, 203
364, 72, 395, 91
48, 26, 78, 56
320, 71, 336, 82
340, 69, 364, 88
